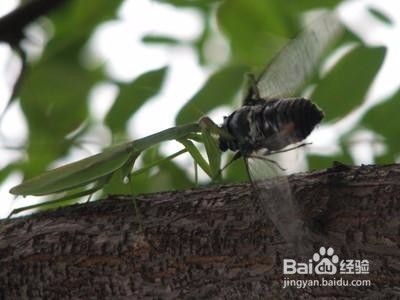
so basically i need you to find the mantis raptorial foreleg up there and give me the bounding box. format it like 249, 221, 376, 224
199, 117, 222, 180
178, 138, 213, 178
198, 116, 228, 139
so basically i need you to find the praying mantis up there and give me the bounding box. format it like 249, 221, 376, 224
8, 118, 226, 217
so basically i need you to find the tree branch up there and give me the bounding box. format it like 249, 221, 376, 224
0, 163, 399, 298
0, 0, 68, 46
0, 0, 70, 120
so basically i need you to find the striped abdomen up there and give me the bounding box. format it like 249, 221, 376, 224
219, 98, 324, 155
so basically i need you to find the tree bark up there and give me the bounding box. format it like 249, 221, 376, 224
0, 163, 399, 299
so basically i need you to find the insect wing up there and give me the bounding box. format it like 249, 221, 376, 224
246, 154, 308, 248
246, 11, 343, 103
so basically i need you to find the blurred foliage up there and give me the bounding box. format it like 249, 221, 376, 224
361, 88, 400, 163
1, 0, 399, 210
18, 0, 125, 180
176, 65, 248, 124
106, 66, 168, 134
312, 46, 386, 122
368, 7, 393, 25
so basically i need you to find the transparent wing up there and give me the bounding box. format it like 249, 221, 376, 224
246, 153, 309, 250
251, 11, 343, 101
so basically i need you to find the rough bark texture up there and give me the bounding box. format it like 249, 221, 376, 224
0, 163, 399, 299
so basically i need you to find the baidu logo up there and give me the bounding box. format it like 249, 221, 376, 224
313, 247, 339, 274
283, 246, 368, 275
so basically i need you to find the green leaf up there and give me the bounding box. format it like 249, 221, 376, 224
368, 7, 393, 25
217, 0, 294, 66
20, 49, 102, 178
176, 65, 248, 125
106, 67, 168, 133
224, 155, 247, 183
16, 0, 124, 179
142, 35, 182, 45
0, 164, 15, 185
361, 88, 400, 163
308, 149, 353, 171
138, 151, 192, 193
311, 46, 386, 121
44, 0, 124, 59
21, 53, 95, 134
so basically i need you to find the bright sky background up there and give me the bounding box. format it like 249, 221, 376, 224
0, 0, 400, 217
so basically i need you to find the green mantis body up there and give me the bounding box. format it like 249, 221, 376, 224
8, 120, 224, 217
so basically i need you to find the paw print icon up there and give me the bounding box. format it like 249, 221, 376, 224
313, 247, 339, 275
